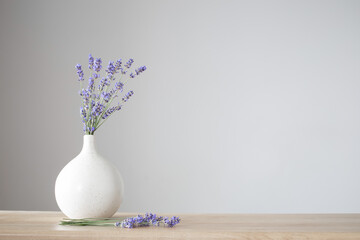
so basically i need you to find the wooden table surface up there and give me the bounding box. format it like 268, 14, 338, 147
0, 211, 360, 239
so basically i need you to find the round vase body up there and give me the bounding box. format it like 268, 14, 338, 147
55, 135, 124, 219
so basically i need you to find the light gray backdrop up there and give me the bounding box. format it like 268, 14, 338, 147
0, 0, 359, 213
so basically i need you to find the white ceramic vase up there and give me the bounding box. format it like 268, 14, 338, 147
55, 135, 124, 219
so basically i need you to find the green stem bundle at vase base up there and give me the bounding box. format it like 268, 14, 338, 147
60, 217, 128, 226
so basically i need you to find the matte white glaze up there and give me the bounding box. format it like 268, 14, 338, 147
55, 135, 124, 219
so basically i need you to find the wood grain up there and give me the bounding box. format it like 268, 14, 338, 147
0, 211, 360, 239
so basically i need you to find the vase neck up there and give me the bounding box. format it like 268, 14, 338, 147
81, 135, 97, 154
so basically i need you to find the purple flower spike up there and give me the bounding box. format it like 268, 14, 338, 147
144, 213, 155, 221
115, 82, 124, 91
121, 217, 136, 228
76, 64, 84, 81
135, 215, 144, 224
102, 104, 122, 119
135, 66, 147, 75
80, 106, 86, 118
94, 58, 102, 72
106, 61, 117, 78
99, 77, 110, 91
125, 58, 134, 68
88, 54, 94, 70
91, 102, 105, 117
101, 92, 111, 103
88, 77, 95, 91
93, 73, 100, 79
164, 216, 181, 227
115, 59, 122, 70
80, 89, 91, 106
122, 91, 134, 102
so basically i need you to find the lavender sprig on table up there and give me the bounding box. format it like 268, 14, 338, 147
59, 213, 181, 228
76, 54, 147, 135
117, 213, 181, 228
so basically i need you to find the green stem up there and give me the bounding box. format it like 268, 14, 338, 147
60, 217, 128, 226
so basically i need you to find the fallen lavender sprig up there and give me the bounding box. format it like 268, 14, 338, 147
116, 213, 181, 228
59, 213, 181, 228
76, 54, 147, 135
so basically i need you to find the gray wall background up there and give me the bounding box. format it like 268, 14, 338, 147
0, 0, 359, 213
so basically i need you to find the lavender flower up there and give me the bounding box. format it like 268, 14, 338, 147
134, 215, 145, 224
108, 88, 117, 96
115, 81, 124, 91
76, 64, 84, 81
164, 216, 181, 227
80, 106, 86, 121
90, 100, 96, 109
98, 77, 110, 91
88, 77, 95, 91
129, 66, 146, 78
101, 92, 111, 103
92, 93, 100, 100
88, 54, 94, 70
144, 213, 164, 226
102, 105, 121, 119
122, 91, 134, 102
106, 61, 116, 78
91, 102, 105, 117
83, 125, 95, 134
115, 59, 122, 70
120, 217, 136, 228
135, 66, 147, 75
125, 58, 134, 68
79, 89, 91, 106
94, 58, 102, 72
144, 213, 155, 221
93, 73, 100, 79
86, 126, 95, 134
115, 213, 180, 228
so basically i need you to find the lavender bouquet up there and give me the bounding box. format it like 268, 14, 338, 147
76, 54, 146, 135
